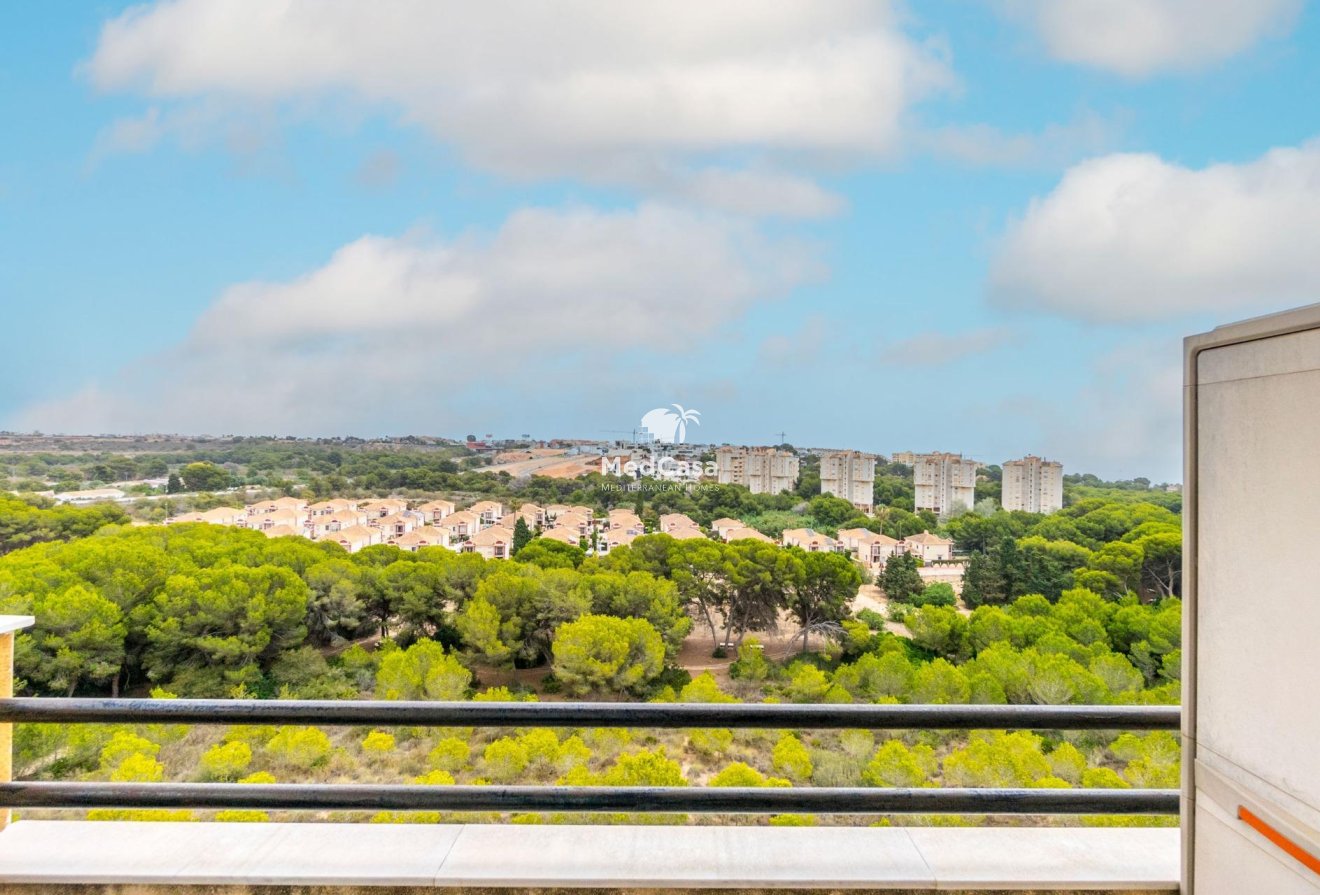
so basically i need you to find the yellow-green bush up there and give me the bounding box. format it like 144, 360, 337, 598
265, 726, 333, 770
199, 740, 252, 781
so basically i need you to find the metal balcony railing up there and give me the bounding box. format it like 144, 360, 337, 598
0, 699, 1180, 817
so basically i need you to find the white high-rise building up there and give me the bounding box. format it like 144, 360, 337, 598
819, 450, 877, 509
912, 452, 978, 517
715, 446, 799, 495
1001, 455, 1064, 514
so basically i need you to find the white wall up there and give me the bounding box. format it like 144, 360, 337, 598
1186, 306, 1320, 893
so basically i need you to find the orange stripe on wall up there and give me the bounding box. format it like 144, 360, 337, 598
1238, 805, 1320, 877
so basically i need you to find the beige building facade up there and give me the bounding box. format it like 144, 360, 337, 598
1001, 455, 1064, 514
715, 446, 799, 495
912, 452, 978, 517
819, 450, 877, 509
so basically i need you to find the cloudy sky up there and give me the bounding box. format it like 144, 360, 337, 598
3, 0, 1318, 481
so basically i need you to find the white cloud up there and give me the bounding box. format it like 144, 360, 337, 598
16, 204, 817, 435
922, 110, 1126, 169
990, 142, 1320, 322
1001, 0, 1302, 76
83, 0, 952, 215
877, 327, 1013, 366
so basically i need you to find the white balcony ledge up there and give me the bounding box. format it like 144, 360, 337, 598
0, 821, 1178, 891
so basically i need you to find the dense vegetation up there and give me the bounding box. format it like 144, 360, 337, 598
0, 443, 1185, 827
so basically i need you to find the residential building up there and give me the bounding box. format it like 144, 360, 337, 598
819, 450, 878, 509
468, 501, 505, 526
607, 508, 642, 531
658, 512, 696, 533
715, 446, 799, 495
599, 529, 638, 554
250, 509, 303, 532
912, 452, 978, 517
261, 524, 300, 539
666, 525, 706, 541
781, 528, 838, 552
709, 517, 742, 539
891, 451, 918, 466
1001, 455, 1064, 514
550, 511, 591, 538
537, 527, 582, 547
467, 526, 513, 560
330, 524, 383, 553
198, 507, 247, 527
394, 526, 456, 552
416, 499, 456, 523
720, 525, 773, 544
512, 503, 545, 528
359, 498, 408, 519
308, 499, 357, 517
251, 497, 308, 516
378, 512, 422, 539
902, 530, 954, 562
837, 528, 900, 568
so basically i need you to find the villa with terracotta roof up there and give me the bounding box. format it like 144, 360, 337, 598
511, 503, 545, 528
436, 510, 479, 539
330, 524, 383, 553
550, 511, 591, 537
260, 524, 300, 539
250, 509, 304, 532
537, 527, 582, 547
665, 525, 707, 541
395, 526, 457, 552
902, 530, 955, 562
416, 499, 456, 523
658, 513, 697, 533
468, 501, 505, 525
466, 525, 513, 560
607, 508, 642, 530
710, 517, 742, 539
197, 506, 248, 527
838, 528, 902, 568
721, 525, 773, 544
308, 499, 357, 517
781, 528, 839, 552
251, 497, 308, 516
377, 512, 422, 539
359, 498, 409, 519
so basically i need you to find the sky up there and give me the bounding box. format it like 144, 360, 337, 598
3, 0, 1319, 482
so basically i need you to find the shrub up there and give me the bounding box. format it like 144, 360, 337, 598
199, 741, 253, 781
428, 737, 471, 772
361, 730, 396, 753
111, 752, 166, 783
771, 734, 813, 782
709, 762, 790, 787
265, 726, 333, 770
413, 769, 456, 785
99, 732, 159, 772
483, 737, 531, 782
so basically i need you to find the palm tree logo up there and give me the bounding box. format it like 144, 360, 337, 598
640, 404, 701, 444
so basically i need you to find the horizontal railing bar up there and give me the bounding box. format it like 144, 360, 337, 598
0, 699, 1181, 730
0, 782, 1180, 815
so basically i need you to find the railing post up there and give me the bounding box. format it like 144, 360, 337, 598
0, 616, 35, 832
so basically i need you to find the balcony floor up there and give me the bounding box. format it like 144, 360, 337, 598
0, 820, 1179, 892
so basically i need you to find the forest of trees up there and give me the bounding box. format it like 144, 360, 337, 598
0, 458, 1185, 828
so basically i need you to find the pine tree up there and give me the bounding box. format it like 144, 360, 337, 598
511, 517, 533, 556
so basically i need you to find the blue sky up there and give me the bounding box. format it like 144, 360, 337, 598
3, 1, 1319, 481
